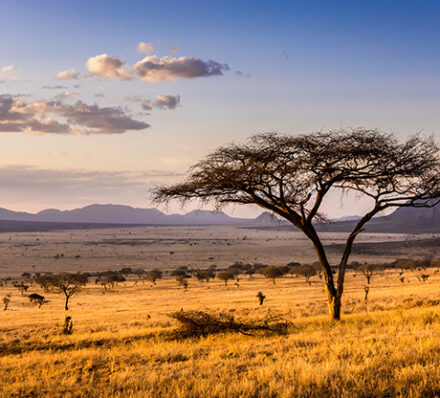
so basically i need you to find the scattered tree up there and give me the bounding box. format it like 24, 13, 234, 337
293, 264, 319, 285
3, 295, 11, 311
27, 293, 47, 308
358, 264, 376, 285
217, 271, 235, 286
14, 282, 29, 296
261, 266, 285, 284
37, 273, 88, 310
21, 272, 31, 280
119, 267, 133, 277
99, 271, 125, 290
146, 269, 162, 285
133, 268, 146, 281
363, 286, 370, 305
176, 275, 189, 290
196, 270, 215, 283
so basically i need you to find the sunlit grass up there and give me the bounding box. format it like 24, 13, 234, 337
1, 270, 440, 397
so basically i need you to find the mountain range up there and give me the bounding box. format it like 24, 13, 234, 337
0, 203, 439, 233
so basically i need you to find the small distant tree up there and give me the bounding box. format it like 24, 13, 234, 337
358, 264, 376, 285
176, 275, 189, 290
294, 264, 319, 285
119, 267, 133, 277
196, 270, 215, 283
146, 269, 162, 285
3, 294, 11, 311
100, 271, 126, 290
21, 272, 31, 280
38, 273, 88, 310
153, 130, 440, 320
217, 271, 235, 286
244, 269, 256, 279
27, 293, 47, 308
256, 291, 266, 305
261, 266, 285, 285
133, 268, 146, 281
171, 267, 190, 278
363, 286, 370, 304
227, 267, 242, 277
14, 282, 29, 296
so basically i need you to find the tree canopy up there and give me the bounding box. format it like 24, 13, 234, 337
153, 129, 440, 319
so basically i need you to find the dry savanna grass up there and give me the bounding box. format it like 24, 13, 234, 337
2, 226, 440, 397
2, 265, 440, 397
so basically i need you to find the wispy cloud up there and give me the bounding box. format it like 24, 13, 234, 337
0, 165, 183, 207
56, 69, 80, 80
170, 45, 179, 52
42, 85, 68, 90
123, 94, 180, 110
0, 65, 19, 82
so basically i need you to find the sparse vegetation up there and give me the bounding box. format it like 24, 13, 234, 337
36, 273, 88, 310
146, 269, 162, 285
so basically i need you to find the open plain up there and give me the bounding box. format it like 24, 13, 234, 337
1, 226, 440, 397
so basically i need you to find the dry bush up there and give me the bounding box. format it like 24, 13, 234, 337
169, 310, 290, 338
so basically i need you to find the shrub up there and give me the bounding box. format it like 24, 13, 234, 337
169, 310, 290, 338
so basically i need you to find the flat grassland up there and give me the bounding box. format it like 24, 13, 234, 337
1, 226, 440, 397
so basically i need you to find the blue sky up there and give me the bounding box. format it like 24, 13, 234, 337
0, 0, 439, 216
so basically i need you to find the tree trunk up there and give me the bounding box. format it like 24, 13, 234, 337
65, 295, 70, 310
327, 292, 341, 321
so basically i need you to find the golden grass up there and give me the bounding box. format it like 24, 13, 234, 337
2, 270, 440, 397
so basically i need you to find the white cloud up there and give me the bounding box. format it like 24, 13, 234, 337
56, 69, 80, 80
133, 55, 229, 82
137, 42, 154, 53
86, 54, 131, 80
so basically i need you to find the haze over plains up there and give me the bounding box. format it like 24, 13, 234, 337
1, 1, 439, 218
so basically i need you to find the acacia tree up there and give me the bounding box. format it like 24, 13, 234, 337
38, 273, 88, 310
153, 130, 440, 320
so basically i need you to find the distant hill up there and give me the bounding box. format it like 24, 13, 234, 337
0, 204, 255, 226
0, 203, 439, 233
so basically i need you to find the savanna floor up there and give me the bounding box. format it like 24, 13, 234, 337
2, 269, 440, 397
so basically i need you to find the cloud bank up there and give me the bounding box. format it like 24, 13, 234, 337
0, 94, 149, 135
0, 165, 183, 208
